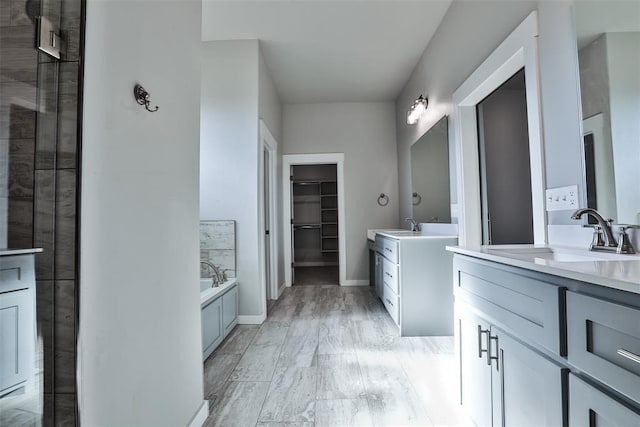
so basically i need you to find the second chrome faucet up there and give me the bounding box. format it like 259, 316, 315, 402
571, 208, 636, 254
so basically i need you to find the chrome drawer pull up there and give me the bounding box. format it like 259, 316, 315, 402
617, 348, 640, 364
477, 326, 490, 362
385, 298, 393, 307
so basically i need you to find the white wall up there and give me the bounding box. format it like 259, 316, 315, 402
283, 103, 398, 281
200, 40, 264, 318
258, 47, 285, 290
395, 1, 585, 227
79, 1, 204, 425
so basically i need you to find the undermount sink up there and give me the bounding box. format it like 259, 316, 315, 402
486, 246, 636, 263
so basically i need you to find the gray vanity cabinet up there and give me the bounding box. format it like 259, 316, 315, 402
569, 374, 640, 427
457, 303, 492, 427
490, 326, 565, 427
454, 255, 565, 426
456, 301, 564, 427
566, 291, 640, 404
453, 252, 640, 426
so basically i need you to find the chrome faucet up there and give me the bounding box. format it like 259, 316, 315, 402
571, 208, 636, 254
405, 217, 421, 232
200, 261, 227, 287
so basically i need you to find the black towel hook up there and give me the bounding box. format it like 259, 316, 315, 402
133, 84, 159, 112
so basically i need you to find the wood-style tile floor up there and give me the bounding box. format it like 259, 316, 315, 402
203, 285, 461, 427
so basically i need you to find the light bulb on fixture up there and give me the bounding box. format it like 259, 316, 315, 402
406, 95, 428, 125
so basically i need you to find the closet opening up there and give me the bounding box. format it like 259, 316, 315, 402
290, 164, 339, 285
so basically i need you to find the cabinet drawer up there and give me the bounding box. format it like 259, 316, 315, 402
567, 292, 640, 404
0, 256, 35, 294
381, 257, 399, 294
381, 238, 399, 264
382, 283, 399, 325
453, 255, 562, 354
569, 374, 640, 426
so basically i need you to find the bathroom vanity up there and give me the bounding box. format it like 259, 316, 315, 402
373, 230, 457, 336
201, 278, 238, 360
447, 245, 640, 426
0, 249, 41, 398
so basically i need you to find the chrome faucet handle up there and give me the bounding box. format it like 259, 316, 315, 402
616, 225, 638, 254
590, 225, 605, 248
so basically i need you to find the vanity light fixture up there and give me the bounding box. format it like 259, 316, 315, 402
406, 95, 428, 125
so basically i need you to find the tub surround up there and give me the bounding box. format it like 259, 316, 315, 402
447, 244, 640, 294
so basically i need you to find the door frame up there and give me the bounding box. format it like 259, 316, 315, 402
259, 121, 279, 303
452, 11, 547, 246
283, 153, 346, 287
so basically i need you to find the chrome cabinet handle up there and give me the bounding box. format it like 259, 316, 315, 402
385, 298, 393, 307
385, 272, 392, 278
489, 334, 499, 370
478, 326, 490, 362
385, 247, 392, 252
617, 348, 640, 364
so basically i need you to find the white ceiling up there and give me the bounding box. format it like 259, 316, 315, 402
202, 1, 452, 104
574, 0, 640, 48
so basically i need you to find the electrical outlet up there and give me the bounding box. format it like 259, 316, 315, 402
546, 185, 578, 211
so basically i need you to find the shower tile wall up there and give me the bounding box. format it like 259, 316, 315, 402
200, 220, 236, 278
0, 0, 83, 424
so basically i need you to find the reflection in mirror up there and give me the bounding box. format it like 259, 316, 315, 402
410, 116, 451, 223
575, 0, 640, 224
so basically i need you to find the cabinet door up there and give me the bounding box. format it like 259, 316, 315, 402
202, 299, 222, 360
0, 289, 34, 394
569, 374, 640, 427
490, 326, 566, 427
222, 287, 238, 335
375, 252, 384, 298
457, 304, 493, 427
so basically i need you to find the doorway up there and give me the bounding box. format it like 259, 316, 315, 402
283, 153, 346, 287
477, 69, 534, 245
290, 164, 339, 285
259, 121, 278, 312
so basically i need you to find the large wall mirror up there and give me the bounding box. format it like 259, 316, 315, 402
410, 116, 451, 223
575, 0, 640, 225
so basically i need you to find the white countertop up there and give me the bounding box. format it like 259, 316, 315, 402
0, 248, 43, 256
377, 231, 459, 240
368, 224, 459, 241
201, 278, 238, 306
447, 245, 640, 295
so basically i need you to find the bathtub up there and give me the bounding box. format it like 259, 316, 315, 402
200, 278, 237, 307
200, 277, 239, 360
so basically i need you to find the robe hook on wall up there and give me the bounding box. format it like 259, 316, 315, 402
133, 84, 159, 112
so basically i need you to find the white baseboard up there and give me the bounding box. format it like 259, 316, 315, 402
187, 400, 209, 427
277, 282, 286, 298
238, 314, 266, 324
341, 279, 370, 287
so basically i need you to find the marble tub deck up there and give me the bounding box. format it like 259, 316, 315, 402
203, 285, 460, 427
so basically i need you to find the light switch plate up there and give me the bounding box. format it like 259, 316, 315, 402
546, 185, 578, 211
